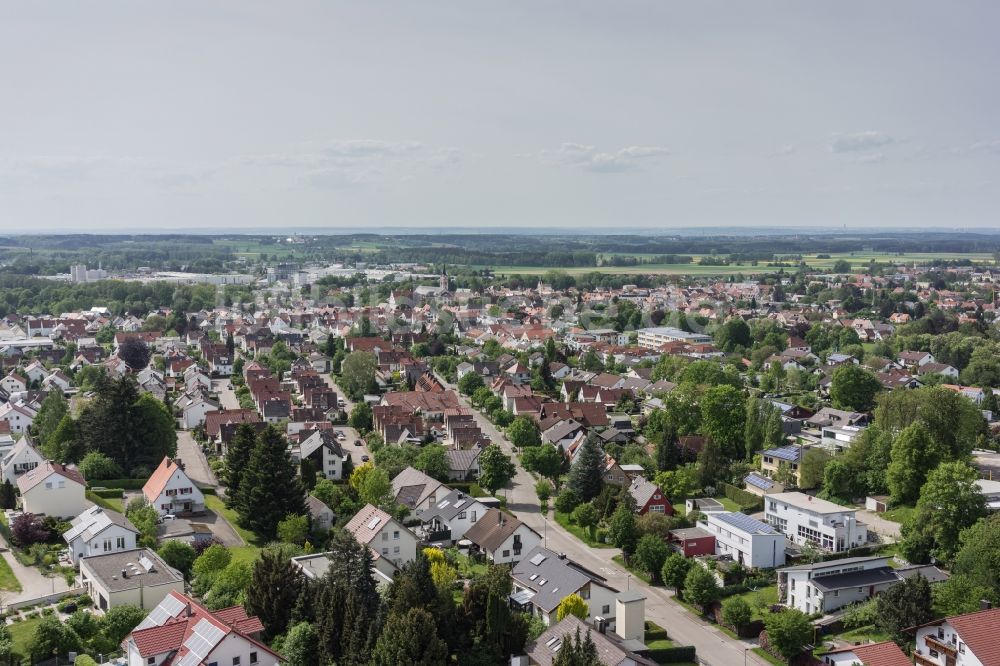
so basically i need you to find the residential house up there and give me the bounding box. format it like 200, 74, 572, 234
521, 613, 657, 666
17, 460, 87, 518
142, 456, 206, 516
121, 590, 281, 666
464, 507, 541, 565
0, 401, 36, 434
0, 437, 43, 484
79, 548, 184, 612
291, 429, 348, 481
765, 491, 867, 553
306, 495, 335, 531
698, 512, 786, 569
913, 606, 1000, 666
63, 506, 139, 566
418, 488, 490, 543
391, 466, 448, 512
820, 641, 912, 666
0, 370, 26, 395
744, 471, 783, 497
445, 448, 481, 481
626, 477, 673, 516
760, 445, 806, 486
510, 546, 620, 626
345, 503, 418, 568
778, 556, 944, 615
177, 392, 219, 429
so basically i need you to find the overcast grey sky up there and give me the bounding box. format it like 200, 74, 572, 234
1, 1, 998, 232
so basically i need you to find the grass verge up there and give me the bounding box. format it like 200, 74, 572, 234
204, 495, 263, 548
0, 553, 22, 591
753, 647, 788, 665
554, 511, 613, 549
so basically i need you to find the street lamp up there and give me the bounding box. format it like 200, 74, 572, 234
744, 647, 749, 666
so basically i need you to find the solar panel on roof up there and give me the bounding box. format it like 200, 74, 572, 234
366, 516, 382, 529
716, 511, 777, 535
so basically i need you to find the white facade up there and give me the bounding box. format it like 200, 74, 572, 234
143, 459, 206, 516
778, 556, 897, 615
700, 512, 786, 569
370, 519, 418, 567
489, 524, 542, 565
0, 402, 34, 434
179, 395, 218, 429
765, 492, 867, 552
914, 615, 992, 666
636, 326, 712, 349
18, 465, 86, 518
64, 506, 139, 565
1, 438, 43, 484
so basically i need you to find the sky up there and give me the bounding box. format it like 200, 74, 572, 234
0, 1, 998, 233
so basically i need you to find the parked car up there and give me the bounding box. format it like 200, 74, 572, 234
361, 455, 370, 462
355, 439, 363, 446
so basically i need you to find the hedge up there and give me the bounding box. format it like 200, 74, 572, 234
646, 646, 697, 663
719, 482, 764, 512
89, 478, 147, 490
89, 488, 124, 499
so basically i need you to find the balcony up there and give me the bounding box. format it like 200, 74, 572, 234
913, 653, 938, 666
924, 635, 956, 656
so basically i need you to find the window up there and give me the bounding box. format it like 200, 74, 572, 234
470, 511, 477, 522
502, 550, 510, 557
233, 658, 241, 666
394, 546, 399, 554
458, 512, 466, 520
929, 649, 939, 658
602, 605, 610, 615
393, 531, 399, 539
653, 494, 661, 500
45, 482, 53, 489
382, 532, 388, 541
116, 537, 126, 549
103, 539, 112, 552
148, 658, 156, 665
650, 505, 665, 513
250, 653, 258, 665
382, 548, 388, 555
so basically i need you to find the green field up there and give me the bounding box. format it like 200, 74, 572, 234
482, 251, 996, 277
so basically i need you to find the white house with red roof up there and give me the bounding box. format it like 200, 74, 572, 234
821, 640, 911, 666
913, 606, 1000, 666
122, 590, 281, 666
143, 457, 205, 517
17, 460, 86, 518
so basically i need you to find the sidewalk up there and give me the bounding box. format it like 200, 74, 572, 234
0, 536, 70, 606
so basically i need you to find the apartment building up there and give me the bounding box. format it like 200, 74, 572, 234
765, 491, 867, 553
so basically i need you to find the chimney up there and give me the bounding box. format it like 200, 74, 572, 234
558, 553, 566, 560
121, 569, 128, 579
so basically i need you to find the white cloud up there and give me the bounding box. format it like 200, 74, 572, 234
830, 131, 894, 153
967, 139, 1000, 155
538, 142, 670, 172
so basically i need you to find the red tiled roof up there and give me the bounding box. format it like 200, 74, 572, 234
849, 641, 912, 666
204, 409, 260, 438
947, 607, 1000, 665
131, 620, 188, 658
142, 457, 186, 503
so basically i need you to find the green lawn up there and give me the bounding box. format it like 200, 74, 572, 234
554, 511, 614, 548
726, 585, 778, 621
204, 495, 263, 549
612, 554, 654, 585
0, 553, 22, 592
880, 505, 915, 524
9, 617, 43, 661
644, 621, 674, 649
86, 490, 124, 513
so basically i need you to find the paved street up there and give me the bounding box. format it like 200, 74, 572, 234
0, 536, 72, 606
213, 379, 241, 410
176, 429, 218, 488
433, 373, 769, 666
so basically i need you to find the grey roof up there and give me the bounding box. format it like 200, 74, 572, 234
896, 564, 950, 585
445, 448, 481, 474
811, 567, 899, 592
780, 555, 890, 573
525, 615, 656, 666
670, 526, 714, 540
64, 506, 137, 544
627, 477, 659, 508
391, 466, 446, 509
464, 508, 536, 552
420, 489, 485, 523
543, 419, 583, 443
79, 548, 182, 593
511, 546, 617, 613
713, 511, 778, 535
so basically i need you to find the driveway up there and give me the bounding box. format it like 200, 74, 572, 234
0, 535, 71, 606
856, 508, 901, 539
176, 430, 218, 488
433, 372, 771, 666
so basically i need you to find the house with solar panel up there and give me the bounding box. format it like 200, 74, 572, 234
63, 506, 139, 566
510, 546, 620, 627
344, 503, 418, 569
759, 445, 807, 486
417, 488, 490, 543
697, 511, 786, 568
78, 547, 184, 612
744, 471, 784, 497
121, 590, 281, 666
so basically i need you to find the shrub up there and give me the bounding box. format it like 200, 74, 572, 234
11, 513, 52, 547
555, 489, 581, 515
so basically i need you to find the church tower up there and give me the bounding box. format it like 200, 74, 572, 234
439, 265, 448, 292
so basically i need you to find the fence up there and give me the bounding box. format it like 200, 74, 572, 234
5, 587, 86, 612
